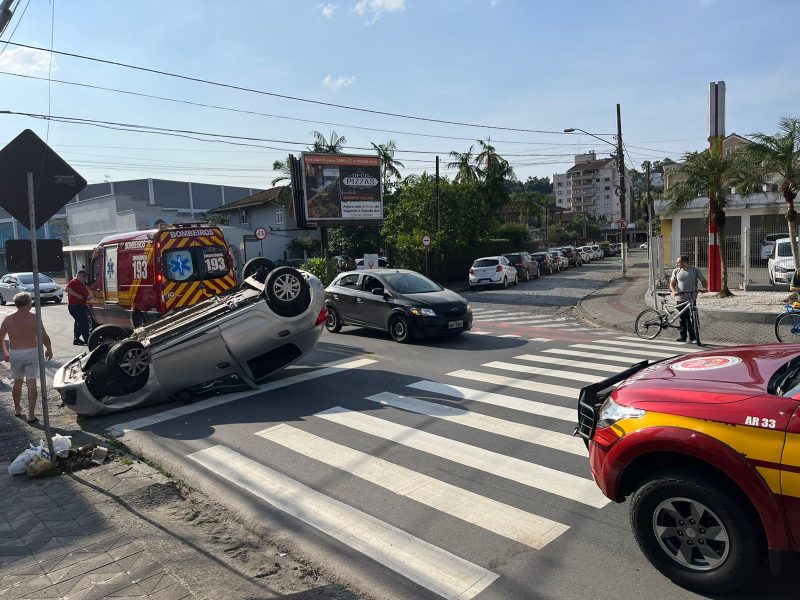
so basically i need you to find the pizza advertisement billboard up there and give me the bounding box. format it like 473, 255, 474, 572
301, 153, 383, 223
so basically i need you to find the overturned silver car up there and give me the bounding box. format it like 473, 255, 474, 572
54, 263, 327, 416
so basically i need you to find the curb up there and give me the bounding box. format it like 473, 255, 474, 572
574, 274, 637, 335
644, 288, 777, 325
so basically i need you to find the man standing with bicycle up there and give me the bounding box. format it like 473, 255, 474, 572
670, 255, 708, 342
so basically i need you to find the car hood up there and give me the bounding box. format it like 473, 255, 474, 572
613, 344, 799, 405
401, 289, 466, 307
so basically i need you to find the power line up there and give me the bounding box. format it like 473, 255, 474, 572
0, 0, 29, 58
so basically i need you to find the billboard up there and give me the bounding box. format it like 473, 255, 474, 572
301, 153, 382, 223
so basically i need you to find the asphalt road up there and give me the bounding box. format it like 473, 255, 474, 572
13, 260, 795, 600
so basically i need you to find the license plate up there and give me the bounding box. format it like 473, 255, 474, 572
448, 320, 463, 329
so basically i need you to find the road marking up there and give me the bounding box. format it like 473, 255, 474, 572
107, 358, 378, 436
470, 309, 506, 316
570, 343, 679, 359
446, 370, 577, 399
407, 380, 575, 422
255, 424, 570, 549
527, 337, 554, 342
543, 348, 641, 364
594, 339, 690, 353
515, 354, 624, 373
481, 361, 603, 384
367, 392, 586, 456
615, 336, 695, 349
315, 407, 609, 508
465, 330, 491, 335
498, 334, 522, 338
189, 445, 498, 600
524, 323, 577, 329
479, 316, 568, 323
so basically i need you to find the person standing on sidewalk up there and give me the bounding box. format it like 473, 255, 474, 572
669, 255, 708, 342
0, 292, 53, 422
65, 269, 92, 345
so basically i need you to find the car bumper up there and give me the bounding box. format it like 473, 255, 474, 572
411, 314, 473, 336
774, 271, 793, 283
469, 274, 503, 286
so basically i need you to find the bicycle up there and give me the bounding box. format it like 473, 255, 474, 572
774, 302, 800, 343
634, 291, 702, 345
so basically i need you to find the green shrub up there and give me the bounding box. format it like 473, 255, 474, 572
493, 223, 531, 245
300, 257, 338, 286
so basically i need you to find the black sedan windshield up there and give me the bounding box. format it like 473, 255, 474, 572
384, 272, 442, 294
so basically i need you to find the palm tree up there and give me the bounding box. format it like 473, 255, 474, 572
371, 140, 405, 191
664, 138, 744, 298
446, 146, 478, 184
310, 130, 347, 154
738, 116, 800, 290
475, 139, 516, 212
271, 158, 290, 186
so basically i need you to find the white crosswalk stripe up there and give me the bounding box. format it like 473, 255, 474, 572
571, 343, 679, 359
255, 424, 570, 549
189, 445, 498, 600
481, 361, 603, 384
596, 339, 690, 353
479, 315, 568, 323
615, 335, 696, 349
447, 369, 577, 398
543, 348, 642, 364
528, 337, 554, 342
515, 354, 624, 373
315, 407, 609, 508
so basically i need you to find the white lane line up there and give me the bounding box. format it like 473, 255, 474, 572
367, 392, 587, 457
528, 337, 554, 342
571, 343, 679, 359
316, 407, 609, 508
446, 370, 577, 399
616, 335, 695, 349
466, 330, 492, 335
407, 380, 575, 422
543, 349, 641, 364
515, 354, 624, 374
482, 361, 603, 384
479, 316, 568, 323
470, 309, 506, 316
107, 358, 378, 436
189, 445, 498, 600
524, 323, 577, 329
601, 339, 690, 352
498, 334, 522, 338
256, 424, 570, 549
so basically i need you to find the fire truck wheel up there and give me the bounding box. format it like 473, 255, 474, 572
242, 257, 275, 284
106, 340, 151, 384
88, 325, 129, 351
265, 267, 310, 317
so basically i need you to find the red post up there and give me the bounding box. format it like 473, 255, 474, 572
708, 220, 721, 291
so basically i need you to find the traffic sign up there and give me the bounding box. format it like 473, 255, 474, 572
618, 219, 628, 230
422, 235, 431, 247
254, 226, 267, 240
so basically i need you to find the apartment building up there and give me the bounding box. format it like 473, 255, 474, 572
553, 151, 631, 222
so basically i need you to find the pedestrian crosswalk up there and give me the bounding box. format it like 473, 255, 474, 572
186, 333, 692, 599
467, 306, 602, 336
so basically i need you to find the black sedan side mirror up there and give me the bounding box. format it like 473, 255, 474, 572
371, 287, 385, 296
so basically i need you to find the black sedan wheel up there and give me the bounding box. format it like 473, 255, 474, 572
630, 470, 761, 593
389, 315, 411, 343
88, 324, 129, 351
265, 267, 310, 317
325, 307, 342, 333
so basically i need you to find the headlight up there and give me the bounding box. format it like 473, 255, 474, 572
776, 266, 790, 273
596, 397, 645, 429
410, 307, 436, 317
466, 302, 472, 313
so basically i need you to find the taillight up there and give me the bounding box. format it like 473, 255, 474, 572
156, 272, 162, 283
469, 268, 475, 275
495, 265, 503, 272
315, 307, 328, 326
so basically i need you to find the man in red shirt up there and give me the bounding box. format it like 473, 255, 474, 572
65, 269, 92, 345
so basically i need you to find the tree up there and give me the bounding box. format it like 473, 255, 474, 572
271, 158, 290, 186
310, 130, 347, 154
329, 225, 383, 258
475, 139, 516, 212
371, 140, 405, 191
664, 139, 744, 297
446, 146, 478, 184
738, 116, 800, 290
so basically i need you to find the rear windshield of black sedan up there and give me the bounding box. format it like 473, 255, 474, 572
383, 272, 442, 294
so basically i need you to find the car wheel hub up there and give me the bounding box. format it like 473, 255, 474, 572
652, 497, 729, 571
119, 348, 150, 377
394, 321, 406, 336
274, 274, 301, 301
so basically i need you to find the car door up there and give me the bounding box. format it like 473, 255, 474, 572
781, 404, 800, 543
357, 274, 390, 328
328, 273, 359, 321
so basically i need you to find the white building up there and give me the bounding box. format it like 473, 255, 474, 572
553, 151, 632, 223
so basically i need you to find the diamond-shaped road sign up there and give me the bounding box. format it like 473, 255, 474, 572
0, 129, 87, 229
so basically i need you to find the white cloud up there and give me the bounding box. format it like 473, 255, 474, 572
0, 46, 57, 77
318, 3, 338, 18
323, 74, 356, 90
353, 0, 406, 24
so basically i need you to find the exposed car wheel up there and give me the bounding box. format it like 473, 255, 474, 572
242, 257, 276, 283
500, 277, 508, 289
513, 273, 519, 286
389, 315, 411, 343
325, 306, 342, 333
630, 470, 762, 594
88, 324, 129, 351
265, 267, 310, 317
54, 296, 63, 304
105, 340, 151, 386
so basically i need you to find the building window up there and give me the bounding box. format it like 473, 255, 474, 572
605, 195, 610, 199
604, 186, 610, 191
596, 178, 600, 182
275, 208, 285, 226
240, 209, 249, 225
557, 182, 563, 187
604, 177, 610, 182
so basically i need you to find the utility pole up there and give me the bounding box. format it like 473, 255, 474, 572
0, 0, 15, 35
644, 161, 652, 231
435, 155, 440, 231
616, 103, 627, 277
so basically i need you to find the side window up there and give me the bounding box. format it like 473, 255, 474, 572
1, 276, 9, 284
362, 275, 381, 291
337, 274, 359, 288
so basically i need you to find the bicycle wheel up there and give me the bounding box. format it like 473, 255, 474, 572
691, 305, 701, 345
635, 309, 665, 340
775, 312, 800, 343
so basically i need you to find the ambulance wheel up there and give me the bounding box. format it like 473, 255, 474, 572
88, 325, 129, 351
265, 267, 310, 317
242, 257, 275, 284
106, 340, 151, 385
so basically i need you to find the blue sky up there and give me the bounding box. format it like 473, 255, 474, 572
1, 0, 798, 190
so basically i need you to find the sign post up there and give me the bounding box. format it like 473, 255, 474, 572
422, 234, 431, 277
255, 226, 267, 258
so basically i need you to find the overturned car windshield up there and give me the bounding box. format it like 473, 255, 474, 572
383, 272, 442, 294
163, 245, 228, 281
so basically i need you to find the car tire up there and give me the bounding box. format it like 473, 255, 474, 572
265, 267, 310, 317
88, 324, 129, 351
325, 306, 342, 333
500, 277, 508, 289
630, 469, 762, 594
54, 296, 63, 304
105, 340, 151, 386
242, 257, 276, 283
389, 314, 411, 343
524, 269, 530, 282
0, 294, 5, 306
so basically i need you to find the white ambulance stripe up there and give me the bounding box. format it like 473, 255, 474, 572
544, 349, 640, 364
515, 354, 624, 374
616, 335, 695, 349
189, 445, 497, 600
256, 424, 570, 549
482, 361, 603, 384
315, 407, 609, 508
367, 392, 586, 457
107, 358, 378, 437
571, 343, 678, 359
407, 380, 575, 422
528, 338, 554, 342
595, 339, 690, 353
446, 370, 577, 399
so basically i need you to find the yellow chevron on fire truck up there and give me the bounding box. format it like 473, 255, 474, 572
87, 223, 238, 329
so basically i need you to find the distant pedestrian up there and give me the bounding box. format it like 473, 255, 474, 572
0, 292, 52, 423
670, 255, 708, 342
346, 256, 357, 271
65, 269, 92, 345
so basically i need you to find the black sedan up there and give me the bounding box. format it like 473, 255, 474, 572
324, 269, 472, 343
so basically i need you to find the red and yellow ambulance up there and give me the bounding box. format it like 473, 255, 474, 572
86, 223, 237, 329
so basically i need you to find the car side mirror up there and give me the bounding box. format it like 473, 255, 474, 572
371, 287, 385, 296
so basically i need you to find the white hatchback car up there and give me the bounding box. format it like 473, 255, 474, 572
768, 238, 798, 286
469, 256, 518, 290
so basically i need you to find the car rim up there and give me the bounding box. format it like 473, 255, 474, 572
274, 273, 302, 301
393, 319, 406, 339
119, 348, 150, 377
652, 497, 729, 571
326, 312, 337, 328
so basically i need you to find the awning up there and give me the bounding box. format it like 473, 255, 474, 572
62, 244, 97, 252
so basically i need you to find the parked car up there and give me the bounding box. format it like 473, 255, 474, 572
762, 232, 790, 260
325, 269, 472, 343
610, 243, 622, 255
548, 251, 565, 271
768, 237, 798, 286
579, 246, 595, 261
54, 261, 327, 416
0, 272, 63, 304
597, 241, 612, 257
591, 245, 603, 260
503, 252, 539, 281
555, 246, 581, 267
639, 242, 649, 250
469, 256, 518, 289
531, 252, 555, 274
575, 345, 800, 593
576, 247, 590, 263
